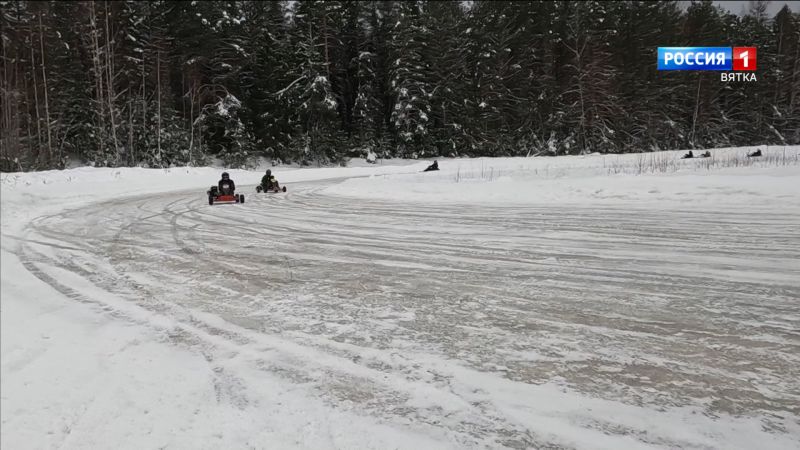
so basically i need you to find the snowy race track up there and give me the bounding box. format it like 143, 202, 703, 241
6, 171, 800, 449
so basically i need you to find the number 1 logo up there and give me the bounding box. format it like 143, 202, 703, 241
733, 47, 757, 71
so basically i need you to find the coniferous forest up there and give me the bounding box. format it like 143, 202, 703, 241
1, 0, 799, 171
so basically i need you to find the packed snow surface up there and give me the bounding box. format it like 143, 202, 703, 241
2, 146, 799, 449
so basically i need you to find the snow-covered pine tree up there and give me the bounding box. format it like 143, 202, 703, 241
388, 0, 435, 158
195, 92, 254, 168
680, 0, 731, 148
2, 0, 799, 170
356, 1, 395, 157
466, 1, 535, 156
609, 1, 683, 151
559, 0, 622, 155
422, 0, 469, 157
282, 1, 341, 165
769, 5, 800, 144
239, 1, 294, 163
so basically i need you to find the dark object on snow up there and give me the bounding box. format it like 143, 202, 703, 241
748, 149, 762, 158
256, 169, 275, 192
423, 160, 440, 172
260, 169, 272, 189
699, 151, 711, 158
257, 170, 285, 193
218, 172, 236, 193
207, 183, 243, 205
681, 151, 694, 159
256, 183, 286, 193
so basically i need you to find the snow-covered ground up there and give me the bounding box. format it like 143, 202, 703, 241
2, 146, 799, 449
327, 146, 800, 207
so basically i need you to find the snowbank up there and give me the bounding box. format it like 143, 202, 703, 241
324, 146, 800, 207
327, 166, 800, 207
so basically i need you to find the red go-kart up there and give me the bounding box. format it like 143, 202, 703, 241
207, 185, 244, 205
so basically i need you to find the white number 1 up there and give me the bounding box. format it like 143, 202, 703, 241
740, 51, 749, 68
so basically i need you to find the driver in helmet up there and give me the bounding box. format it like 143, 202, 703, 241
218, 172, 236, 194
260, 169, 281, 192
260, 169, 273, 191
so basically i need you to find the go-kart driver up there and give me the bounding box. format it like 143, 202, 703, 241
260, 169, 272, 191
218, 172, 236, 194
260, 169, 281, 192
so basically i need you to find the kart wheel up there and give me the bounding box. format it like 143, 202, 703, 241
208, 195, 214, 205
282, 186, 287, 192
239, 194, 245, 204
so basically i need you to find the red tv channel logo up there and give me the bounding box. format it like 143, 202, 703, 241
733, 47, 756, 71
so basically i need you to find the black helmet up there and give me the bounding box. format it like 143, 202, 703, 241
266, 169, 272, 177
222, 172, 230, 180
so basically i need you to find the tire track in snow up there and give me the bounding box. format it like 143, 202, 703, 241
14, 189, 520, 448
12, 178, 800, 448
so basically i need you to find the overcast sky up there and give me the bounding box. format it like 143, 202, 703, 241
711, 1, 798, 16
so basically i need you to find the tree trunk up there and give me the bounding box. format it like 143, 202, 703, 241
1, 23, 20, 166
29, 25, 43, 162
691, 76, 702, 146
181, 73, 186, 121
774, 20, 784, 107
323, 12, 331, 78
39, 11, 54, 166
140, 47, 146, 166
188, 82, 195, 165
24, 72, 34, 164
104, 1, 120, 164
157, 47, 162, 165
128, 102, 134, 165
790, 41, 800, 111
89, 0, 105, 157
